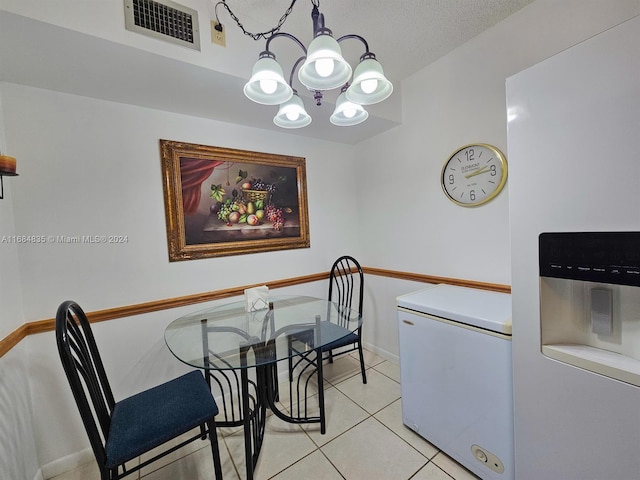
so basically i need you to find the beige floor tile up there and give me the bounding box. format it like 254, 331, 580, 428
140, 445, 235, 480
270, 450, 343, 480
374, 399, 439, 459
321, 417, 427, 480
411, 461, 455, 480
54, 349, 478, 480
334, 368, 401, 414
224, 414, 317, 480
49, 459, 103, 480
300, 386, 370, 446
372, 360, 401, 383
218, 422, 245, 438
138, 428, 209, 476
352, 348, 385, 368
431, 452, 481, 480
137, 429, 236, 479
322, 354, 363, 385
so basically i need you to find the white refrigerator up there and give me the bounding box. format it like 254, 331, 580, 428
507, 14, 640, 480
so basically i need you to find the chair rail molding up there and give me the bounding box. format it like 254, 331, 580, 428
0, 268, 510, 358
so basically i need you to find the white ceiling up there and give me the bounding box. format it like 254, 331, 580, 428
0, 0, 534, 144
215, 0, 533, 81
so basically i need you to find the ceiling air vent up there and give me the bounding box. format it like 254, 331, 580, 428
124, 0, 200, 50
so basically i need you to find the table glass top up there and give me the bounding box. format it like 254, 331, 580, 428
165, 295, 362, 370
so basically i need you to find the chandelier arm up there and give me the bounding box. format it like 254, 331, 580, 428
289, 56, 307, 88
336, 34, 371, 57
265, 32, 308, 57
245, 0, 390, 127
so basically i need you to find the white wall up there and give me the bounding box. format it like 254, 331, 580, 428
358, 0, 640, 284
2, 83, 359, 320
0, 82, 359, 473
0, 0, 238, 75
0, 89, 25, 338
0, 345, 39, 480
0, 87, 38, 480
354, 0, 640, 360
2, 0, 640, 477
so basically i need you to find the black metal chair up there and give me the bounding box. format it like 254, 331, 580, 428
322, 255, 366, 383
285, 256, 366, 434
55, 301, 223, 480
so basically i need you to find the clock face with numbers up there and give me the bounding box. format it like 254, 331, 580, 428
441, 143, 508, 207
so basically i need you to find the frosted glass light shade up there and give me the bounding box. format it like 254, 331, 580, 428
345, 57, 393, 105
298, 33, 352, 91
330, 92, 368, 126
274, 94, 312, 129
244, 55, 293, 105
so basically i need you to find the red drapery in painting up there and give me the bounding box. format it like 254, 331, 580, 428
180, 157, 224, 215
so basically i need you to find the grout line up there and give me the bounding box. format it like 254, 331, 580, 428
316, 448, 348, 480
265, 448, 320, 480
371, 413, 433, 460
61, 349, 471, 480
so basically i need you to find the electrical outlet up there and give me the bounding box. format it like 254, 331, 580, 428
211, 21, 226, 47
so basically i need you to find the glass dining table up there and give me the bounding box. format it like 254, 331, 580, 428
164, 295, 362, 480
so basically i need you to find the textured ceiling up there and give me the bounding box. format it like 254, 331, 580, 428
0, 0, 535, 144
213, 0, 535, 82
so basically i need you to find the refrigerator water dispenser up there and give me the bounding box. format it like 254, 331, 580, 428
539, 232, 640, 386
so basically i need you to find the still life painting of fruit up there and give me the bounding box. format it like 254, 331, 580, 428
193, 162, 301, 244
210, 170, 289, 231
161, 140, 309, 260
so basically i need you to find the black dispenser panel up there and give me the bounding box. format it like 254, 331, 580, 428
539, 232, 640, 286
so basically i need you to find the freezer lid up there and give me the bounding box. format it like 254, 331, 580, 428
397, 284, 512, 335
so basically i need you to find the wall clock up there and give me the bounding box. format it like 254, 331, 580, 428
441, 143, 508, 207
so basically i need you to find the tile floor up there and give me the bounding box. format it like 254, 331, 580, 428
51, 350, 480, 480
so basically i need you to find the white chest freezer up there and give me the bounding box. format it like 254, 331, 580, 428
397, 284, 513, 480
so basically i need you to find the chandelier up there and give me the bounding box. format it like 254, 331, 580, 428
216, 0, 393, 128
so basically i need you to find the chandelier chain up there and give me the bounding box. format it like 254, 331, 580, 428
216, 0, 300, 41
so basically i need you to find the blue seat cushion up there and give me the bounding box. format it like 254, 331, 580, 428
318, 321, 360, 352
105, 370, 218, 468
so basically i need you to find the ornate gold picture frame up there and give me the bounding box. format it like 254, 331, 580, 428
160, 140, 310, 261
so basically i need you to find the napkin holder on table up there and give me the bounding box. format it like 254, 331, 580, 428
244, 285, 269, 312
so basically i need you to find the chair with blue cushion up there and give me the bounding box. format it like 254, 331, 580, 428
322, 255, 366, 383
55, 300, 223, 480
286, 256, 366, 433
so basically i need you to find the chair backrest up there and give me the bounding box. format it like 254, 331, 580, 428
328, 256, 364, 322
56, 300, 115, 468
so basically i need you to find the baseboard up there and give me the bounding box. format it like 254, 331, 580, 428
363, 340, 399, 365
40, 448, 93, 479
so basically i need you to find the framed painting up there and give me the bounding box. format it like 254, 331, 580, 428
160, 140, 310, 261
